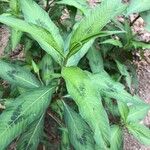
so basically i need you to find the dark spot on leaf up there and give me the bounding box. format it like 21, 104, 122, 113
8, 105, 23, 125
106, 82, 117, 93
7, 70, 19, 80
79, 84, 86, 96
76, 133, 87, 145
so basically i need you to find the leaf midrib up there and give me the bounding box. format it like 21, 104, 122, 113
0, 87, 53, 138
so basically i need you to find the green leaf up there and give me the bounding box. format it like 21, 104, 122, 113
66, 30, 125, 63
16, 113, 44, 150
9, 0, 22, 50
92, 71, 145, 105
63, 102, 95, 150
60, 128, 70, 150
32, 60, 39, 74
0, 86, 55, 149
57, 0, 90, 15
115, 60, 132, 90
127, 104, 150, 123
68, 0, 126, 57
23, 37, 33, 53
118, 101, 129, 122
51, 100, 64, 120
101, 39, 123, 48
20, 0, 64, 54
0, 1, 9, 14
104, 97, 120, 117
40, 54, 54, 85
132, 40, 150, 49
127, 123, 150, 145
126, 0, 150, 15
0, 60, 40, 88
141, 10, 150, 32
0, 14, 64, 64
66, 39, 94, 66
87, 46, 104, 73
110, 125, 123, 150
62, 67, 110, 148
11, 29, 22, 50
9, 0, 20, 15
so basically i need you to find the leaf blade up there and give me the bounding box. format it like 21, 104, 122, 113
62, 67, 110, 148
20, 0, 64, 54
0, 60, 40, 88
0, 86, 54, 149
63, 102, 95, 150
127, 123, 150, 146
126, 0, 150, 15
68, 0, 126, 56
110, 125, 123, 150
0, 14, 64, 63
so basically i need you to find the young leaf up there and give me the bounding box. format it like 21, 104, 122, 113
20, 0, 64, 55
11, 29, 23, 50
110, 125, 123, 150
63, 102, 95, 150
9, 0, 23, 50
66, 39, 94, 66
0, 60, 40, 88
66, 30, 124, 66
16, 113, 44, 150
40, 54, 54, 85
0, 14, 64, 64
117, 101, 129, 122
87, 46, 104, 73
101, 39, 123, 48
32, 60, 39, 74
127, 123, 150, 146
0, 86, 55, 149
57, 0, 90, 15
68, 0, 126, 57
127, 104, 150, 123
126, 0, 150, 15
115, 60, 132, 90
132, 40, 150, 49
62, 67, 110, 148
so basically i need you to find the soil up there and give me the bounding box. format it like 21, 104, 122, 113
0, 26, 9, 56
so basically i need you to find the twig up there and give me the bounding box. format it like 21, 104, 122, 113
47, 110, 63, 127
130, 15, 140, 26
